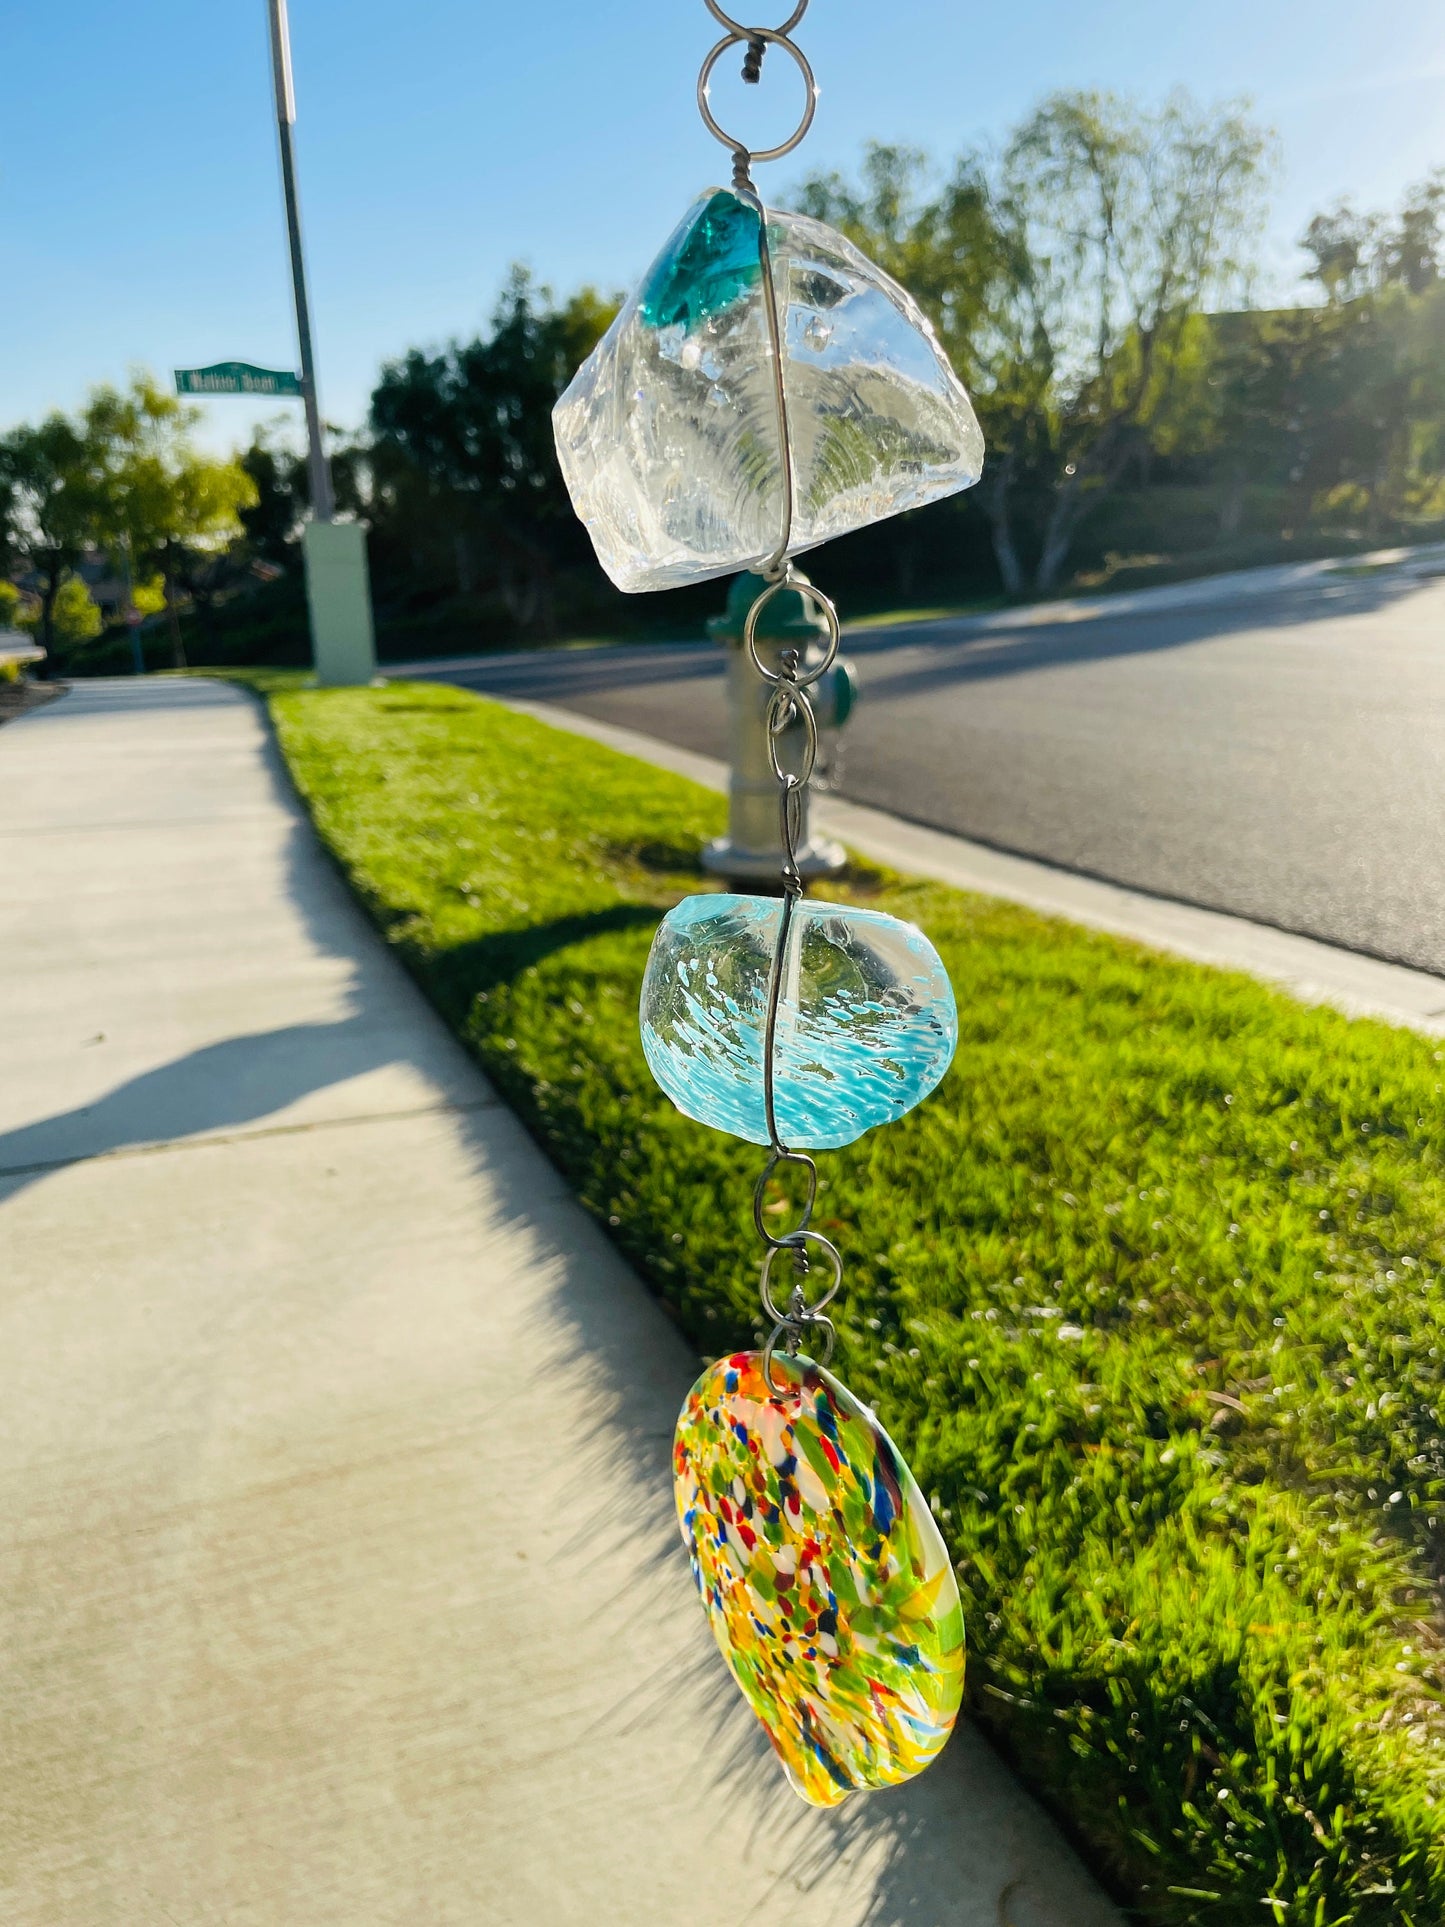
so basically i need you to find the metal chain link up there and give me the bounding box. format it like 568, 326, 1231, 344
696, 2, 816, 176
752, 640, 844, 1394
694, 0, 842, 1397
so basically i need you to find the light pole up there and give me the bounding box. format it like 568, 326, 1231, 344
264, 0, 376, 684
266, 0, 334, 524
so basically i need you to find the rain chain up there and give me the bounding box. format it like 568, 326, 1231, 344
551, 0, 986, 1807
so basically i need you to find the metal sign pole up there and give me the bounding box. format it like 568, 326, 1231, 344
262, 0, 374, 683
266, 0, 335, 523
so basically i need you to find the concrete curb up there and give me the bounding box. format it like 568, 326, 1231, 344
499, 695, 1445, 1040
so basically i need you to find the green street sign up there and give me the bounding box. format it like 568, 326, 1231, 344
174, 362, 302, 397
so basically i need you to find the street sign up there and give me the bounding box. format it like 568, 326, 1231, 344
174, 362, 302, 397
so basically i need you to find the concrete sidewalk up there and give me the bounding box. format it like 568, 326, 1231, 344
0, 680, 1121, 1927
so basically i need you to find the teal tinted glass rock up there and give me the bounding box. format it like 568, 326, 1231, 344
553, 187, 985, 593
639, 895, 957, 1150
637, 189, 762, 331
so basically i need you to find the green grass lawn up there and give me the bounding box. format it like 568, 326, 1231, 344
268, 679, 1445, 1924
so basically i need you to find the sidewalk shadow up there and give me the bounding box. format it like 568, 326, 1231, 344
0, 1019, 415, 1193
0, 681, 462, 1198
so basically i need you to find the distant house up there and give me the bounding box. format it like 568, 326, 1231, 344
12, 549, 126, 621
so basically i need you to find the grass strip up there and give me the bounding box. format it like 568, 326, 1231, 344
270, 679, 1445, 1924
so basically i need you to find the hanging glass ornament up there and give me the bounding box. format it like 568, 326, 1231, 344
553, 187, 985, 591
640, 893, 957, 1148
674, 1351, 965, 1806
553, 0, 982, 1809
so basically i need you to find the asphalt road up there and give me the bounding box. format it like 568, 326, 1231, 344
403, 566, 1445, 976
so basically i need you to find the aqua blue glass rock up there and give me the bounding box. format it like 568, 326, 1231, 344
639, 895, 958, 1150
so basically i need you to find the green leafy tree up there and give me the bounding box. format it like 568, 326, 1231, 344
82, 374, 256, 666
18, 574, 102, 651
1286, 176, 1445, 532
1303, 173, 1445, 303
1382, 172, 1445, 294
1300, 203, 1381, 304
800, 94, 1272, 592
795, 142, 1009, 384
991, 91, 1272, 588
1195, 307, 1317, 537
370, 270, 617, 633
795, 143, 1042, 594
237, 429, 306, 564
0, 414, 96, 667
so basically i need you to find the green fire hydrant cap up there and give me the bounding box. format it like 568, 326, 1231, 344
706, 569, 831, 646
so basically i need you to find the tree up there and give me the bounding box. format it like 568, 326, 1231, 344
795, 142, 1010, 386
369, 271, 617, 633
1383, 172, 1445, 294
797, 143, 1043, 591
0, 414, 96, 668
1303, 174, 1445, 303
18, 575, 102, 651
237, 429, 305, 565
1287, 176, 1445, 533
799, 93, 1273, 592
82, 375, 256, 667
1301, 203, 1380, 304
992, 91, 1272, 588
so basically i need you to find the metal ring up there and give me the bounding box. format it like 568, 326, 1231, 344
704, 0, 808, 35
753, 1148, 818, 1246
763, 1314, 835, 1397
697, 30, 817, 164
744, 576, 841, 687
759, 1230, 844, 1325
767, 689, 818, 790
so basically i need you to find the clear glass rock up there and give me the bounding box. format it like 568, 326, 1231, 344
553, 188, 985, 592
639, 894, 957, 1150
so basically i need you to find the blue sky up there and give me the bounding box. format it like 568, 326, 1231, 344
7, 0, 1445, 451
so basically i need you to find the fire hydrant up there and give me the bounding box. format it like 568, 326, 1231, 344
701, 569, 859, 884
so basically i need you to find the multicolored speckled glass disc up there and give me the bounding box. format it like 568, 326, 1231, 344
673, 1349, 965, 1806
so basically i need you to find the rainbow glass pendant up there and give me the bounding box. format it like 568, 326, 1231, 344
640, 893, 957, 1148
553, 187, 984, 591
674, 1350, 964, 1806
